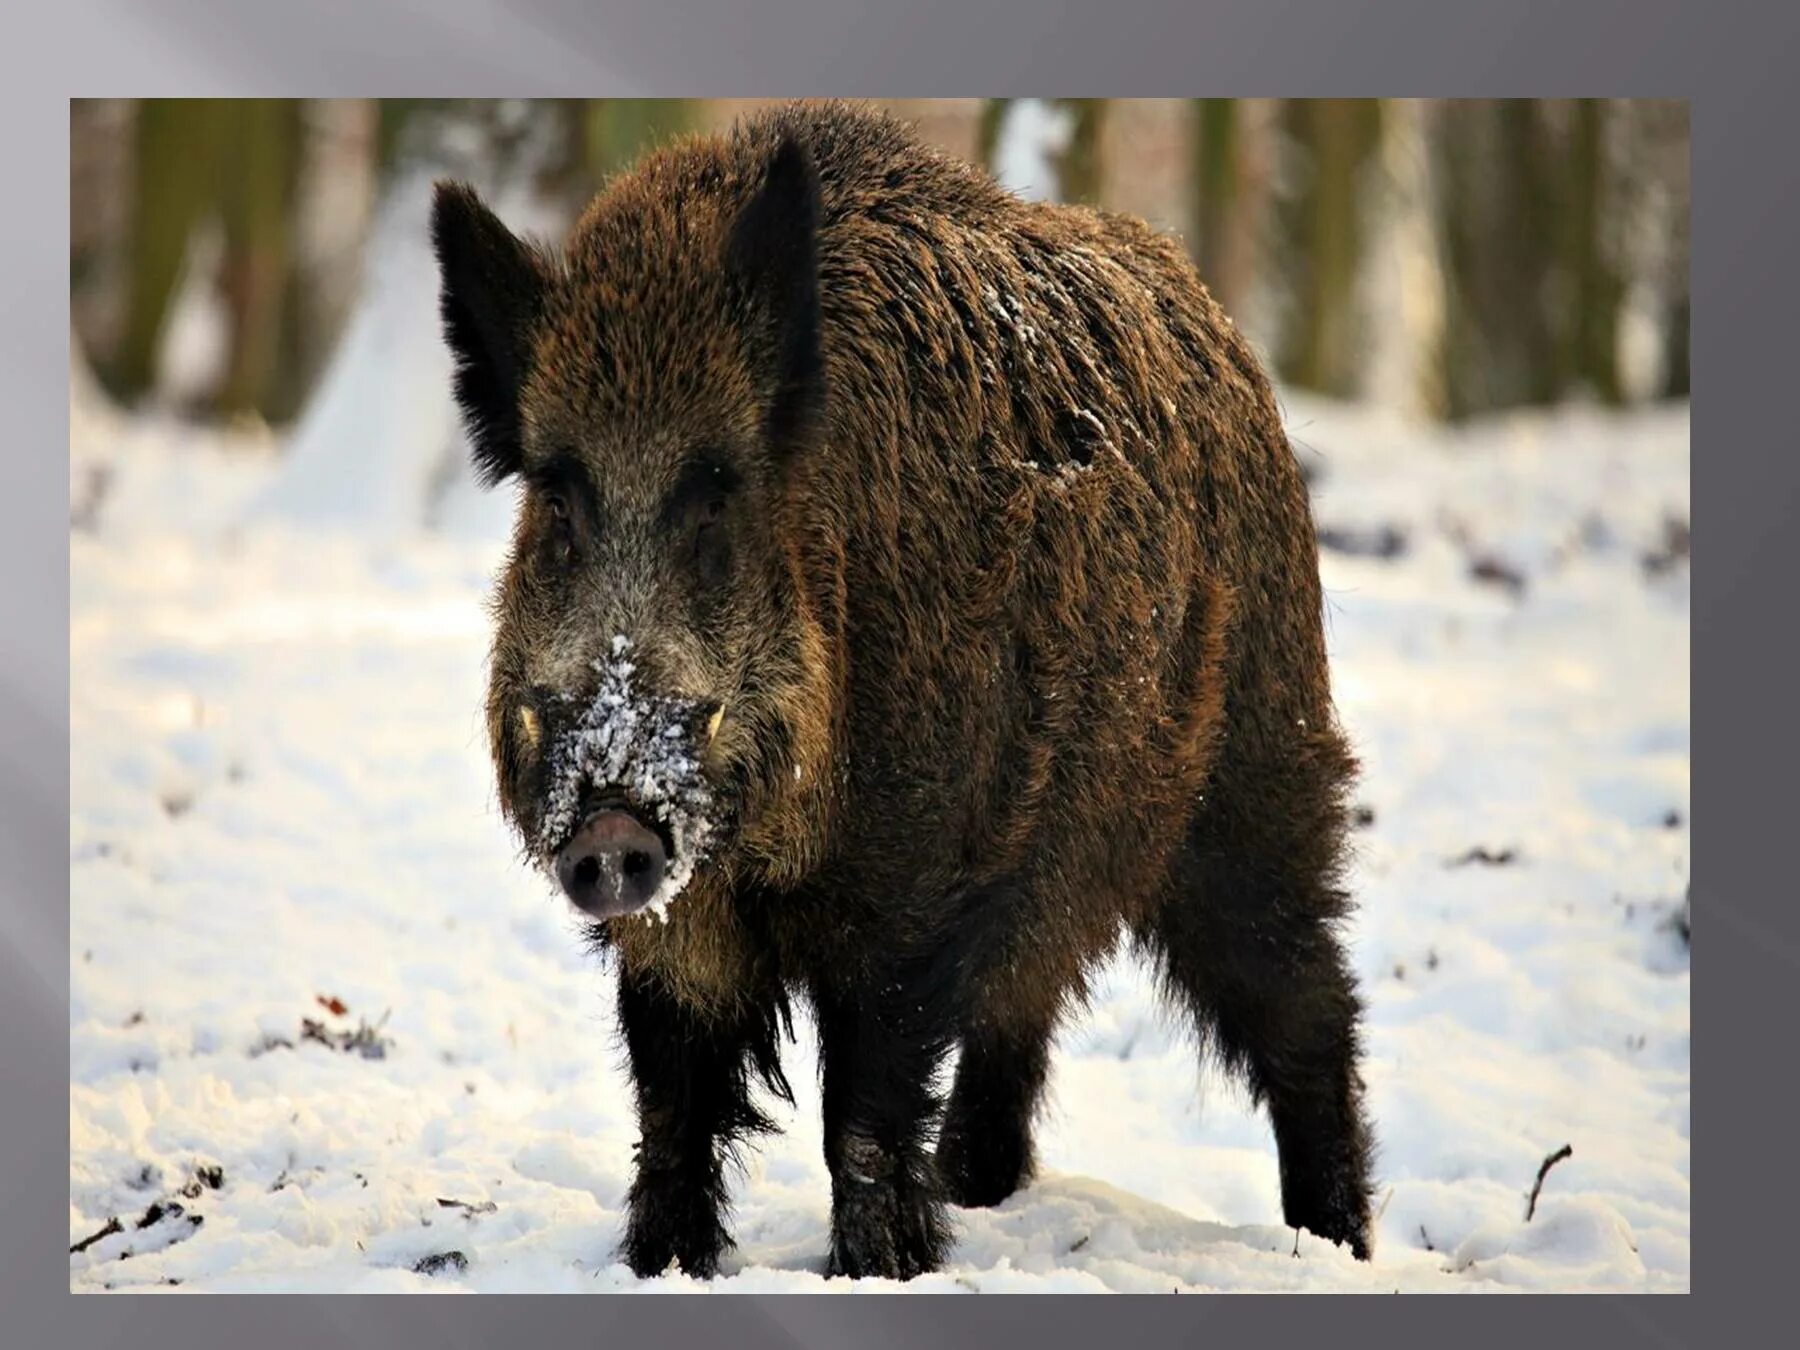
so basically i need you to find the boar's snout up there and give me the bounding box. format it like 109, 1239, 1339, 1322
555, 803, 671, 920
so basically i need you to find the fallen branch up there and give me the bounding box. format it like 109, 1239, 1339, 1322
69, 1217, 122, 1254
1525, 1143, 1574, 1221
436, 1196, 498, 1218
1447, 845, 1518, 869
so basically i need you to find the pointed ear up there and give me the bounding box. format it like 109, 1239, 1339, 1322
431, 181, 548, 486
727, 135, 824, 450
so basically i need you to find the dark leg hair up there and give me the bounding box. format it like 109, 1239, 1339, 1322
616, 966, 792, 1279
936, 1007, 1057, 1209
1139, 779, 1376, 1259
810, 967, 959, 1279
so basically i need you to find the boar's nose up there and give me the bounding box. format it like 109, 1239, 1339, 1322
555, 809, 670, 919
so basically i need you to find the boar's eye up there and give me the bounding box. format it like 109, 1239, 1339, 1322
537, 490, 575, 562
693, 498, 731, 587
667, 455, 740, 591
525, 453, 591, 564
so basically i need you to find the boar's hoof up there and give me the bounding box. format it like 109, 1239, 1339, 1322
935, 1123, 1032, 1210
826, 1164, 953, 1280
622, 1177, 730, 1280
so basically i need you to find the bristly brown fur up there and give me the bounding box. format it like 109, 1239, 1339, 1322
433, 98, 1376, 1280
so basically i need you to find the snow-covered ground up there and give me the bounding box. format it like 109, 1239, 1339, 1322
69, 356, 1689, 1292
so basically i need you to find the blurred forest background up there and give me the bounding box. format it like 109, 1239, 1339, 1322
69, 98, 1689, 434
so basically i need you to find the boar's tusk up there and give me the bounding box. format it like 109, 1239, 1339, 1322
706, 704, 726, 745
517, 704, 541, 750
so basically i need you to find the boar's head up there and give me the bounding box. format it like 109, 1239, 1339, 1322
431, 133, 830, 923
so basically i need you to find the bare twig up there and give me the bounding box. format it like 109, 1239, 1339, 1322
1524, 1143, 1574, 1221
436, 1196, 498, 1218
1447, 845, 1518, 868
69, 1217, 123, 1254
1375, 1186, 1395, 1223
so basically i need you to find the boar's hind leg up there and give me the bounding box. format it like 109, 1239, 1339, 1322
617, 967, 792, 1279
811, 974, 959, 1280
936, 1003, 1056, 1209
1139, 783, 1376, 1260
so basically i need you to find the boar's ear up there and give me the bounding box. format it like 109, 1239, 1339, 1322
431, 181, 548, 486
727, 134, 824, 452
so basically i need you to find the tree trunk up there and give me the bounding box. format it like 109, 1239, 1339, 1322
106, 99, 228, 405
1664, 282, 1690, 399
1560, 98, 1624, 405
216, 99, 304, 420
1659, 101, 1692, 399
977, 99, 1012, 173
1191, 98, 1241, 309
1433, 100, 1564, 419
1278, 99, 1383, 398
1055, 99, 1107, 206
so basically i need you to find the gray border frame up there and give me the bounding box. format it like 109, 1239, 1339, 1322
11, 0, 1773, 1341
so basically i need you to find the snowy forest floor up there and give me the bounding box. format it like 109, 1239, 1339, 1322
69, 385, 1690, 1293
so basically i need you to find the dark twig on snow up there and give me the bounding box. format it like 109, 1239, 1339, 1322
1447, 845, 1518, 868
1468, 554, 1528, 599
70, 1217, 123, 1254
298, 1007, 393, 1060
1318, 523, 1409, 561
1524, 1144, 1574, 1222
436, 1197, 498, 1218
1640, 514, 1691, 578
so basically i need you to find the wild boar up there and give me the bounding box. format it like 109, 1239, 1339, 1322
431, 99, 1374, 1280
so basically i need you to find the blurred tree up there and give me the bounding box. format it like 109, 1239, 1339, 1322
582, 99, 695, 187
377, 98, 587, 198
1186, 98, 1277, 318
69, 101, 132, 364
1657, 102, 1692, 399
1055, 99, 1107, 206
1559, 98, 1624, 406
1191, 99, 1241, 307
978, 98, 1106, 205
101, 99, 307, 423
375, 98, 427, 174
1275, 99, 1384, 398
1435, 101, 1552, 417
1663, 281, 1690, 399
217, 100, 304, 420
274, 102, 381, 424
104, 99, 227, 406
1433, 100, 1636, 419
976, 98, 1012, 174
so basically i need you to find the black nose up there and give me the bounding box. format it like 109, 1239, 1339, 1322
554, 809, 670, 919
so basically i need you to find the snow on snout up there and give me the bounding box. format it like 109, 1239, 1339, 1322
534, 636, 716, 923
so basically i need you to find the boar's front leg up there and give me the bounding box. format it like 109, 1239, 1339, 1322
811, 973, 958, 1280
616, 966, 789, 1279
